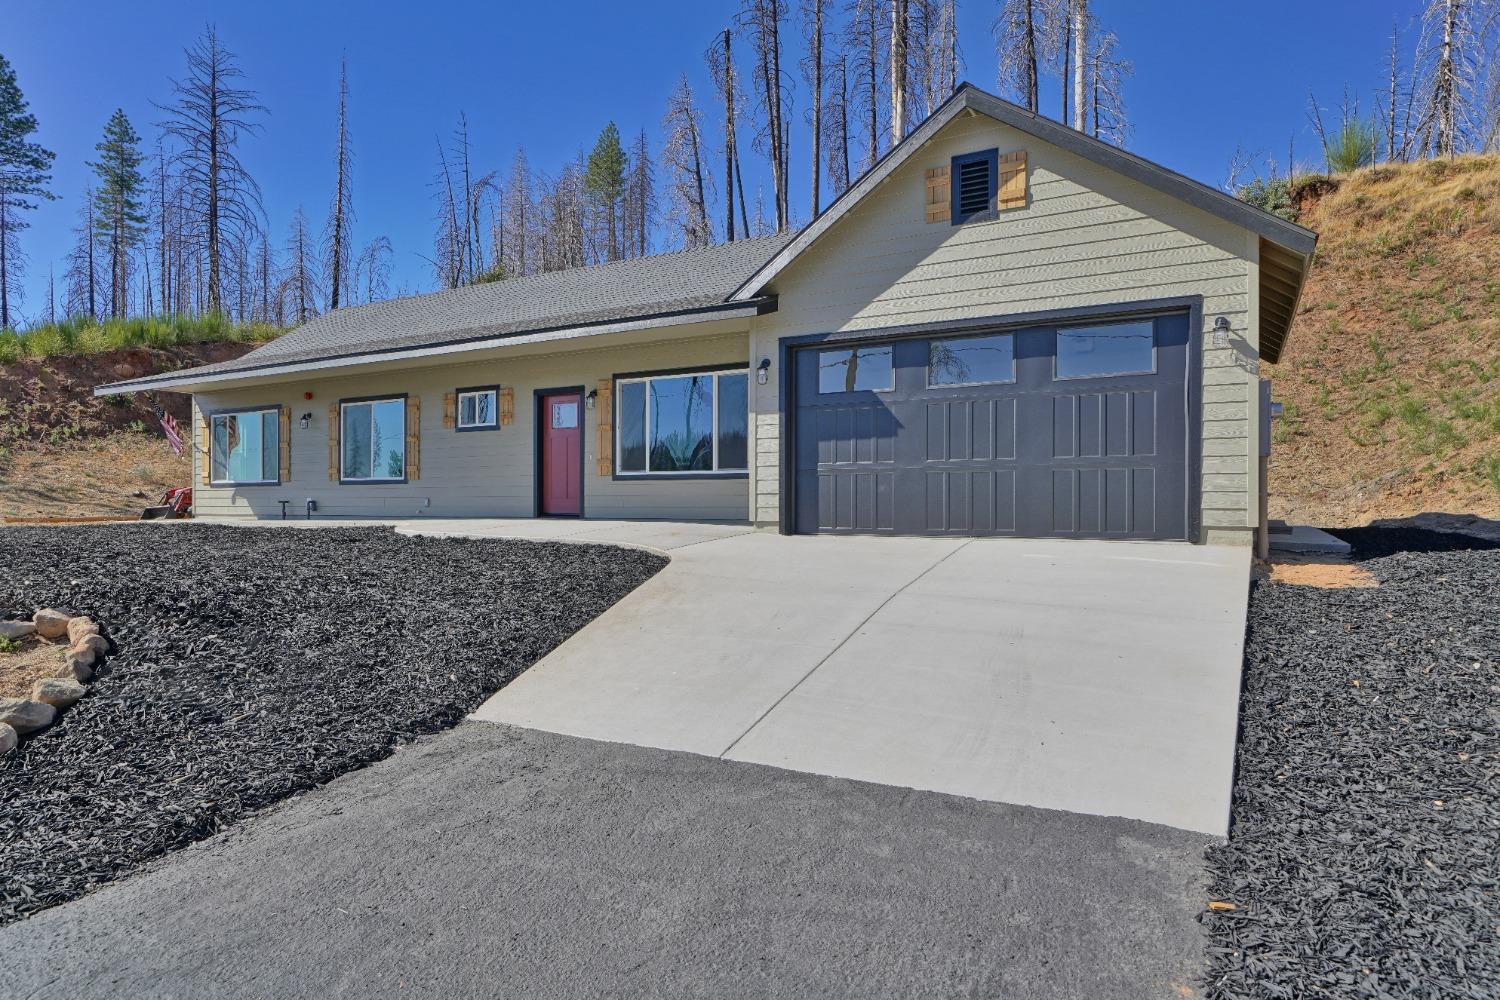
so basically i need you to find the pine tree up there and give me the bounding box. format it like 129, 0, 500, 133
584, 122, 627, 261
0, 53, 57, 329
88, 109, 148, 318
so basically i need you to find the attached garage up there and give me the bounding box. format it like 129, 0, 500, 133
789, 305, 1198, 540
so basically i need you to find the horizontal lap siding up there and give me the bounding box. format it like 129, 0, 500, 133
747, 114, 1259, 540
192, 333, 750, 522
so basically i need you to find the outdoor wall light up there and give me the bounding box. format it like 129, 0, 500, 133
1211, 316, 1232, 350
586, 389, 598, 410
298, 412, 313, 429
757, 357, 771, 385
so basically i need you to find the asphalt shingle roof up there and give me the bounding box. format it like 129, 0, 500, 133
122, 234, 792, 386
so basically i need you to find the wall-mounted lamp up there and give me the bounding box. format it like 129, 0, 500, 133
585, 388, 598, 411
1211, 316, 1232, 350
756, 357, 771, 385
298, 412, 313, 430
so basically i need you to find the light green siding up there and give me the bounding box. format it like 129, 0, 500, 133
746, 111, 1262, 543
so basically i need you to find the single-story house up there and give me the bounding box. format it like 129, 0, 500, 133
99, 83, 1315, 547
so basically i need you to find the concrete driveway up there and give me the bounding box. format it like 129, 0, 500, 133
408, 520, 1250, 836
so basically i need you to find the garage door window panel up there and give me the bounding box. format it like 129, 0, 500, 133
928, 333, 1016, 387
616, 370, 748, 475
1055, 321, 1155, 379
818, 345, 893, 394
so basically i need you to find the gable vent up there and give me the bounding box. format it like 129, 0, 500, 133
956, 158, 992, 217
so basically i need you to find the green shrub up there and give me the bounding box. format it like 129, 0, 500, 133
1236, 177, 1296, 221
0, 313, 281, 360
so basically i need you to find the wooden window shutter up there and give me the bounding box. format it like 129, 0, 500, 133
279, 406, 291, 481
499, 386, 515, 426
405, 397, 421, 481
594, 378, 613, 477
924, 166, 950, 223
327, 403, 340, 481
199, 412, 211, 485
442, 391, 457, 429
998, 151, 1028, 210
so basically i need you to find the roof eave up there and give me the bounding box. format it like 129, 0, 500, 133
94, 298, 773, 396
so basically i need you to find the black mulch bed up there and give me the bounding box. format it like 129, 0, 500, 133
0, 524, 665, 925
1204, 528, 1499, 999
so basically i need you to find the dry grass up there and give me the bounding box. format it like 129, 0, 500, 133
0, 636, 70, 700
1264, 555, 1379, 589
0, 432, 189, 520
1269, 155, 1500, 526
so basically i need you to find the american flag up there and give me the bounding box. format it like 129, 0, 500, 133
151, 396, 185, 456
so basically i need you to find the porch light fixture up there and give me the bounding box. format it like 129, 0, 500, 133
1211, 316, 1232, 350
298, 412, 313, 429
757, 357, 771, 385
586, 389, 598, 410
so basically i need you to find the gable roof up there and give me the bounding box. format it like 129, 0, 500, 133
729, 83, 1316, 361
97, 233, 791, 394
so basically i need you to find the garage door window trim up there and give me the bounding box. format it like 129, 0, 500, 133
1053, 319, 1158, 381
209, 405, 281, 486
613, 366, 750, 479
817, 345, 895, 394
926, 332, 1017, 388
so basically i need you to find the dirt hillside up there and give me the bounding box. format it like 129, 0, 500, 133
0, 343, 257, 519
1268, 155, 1500, 526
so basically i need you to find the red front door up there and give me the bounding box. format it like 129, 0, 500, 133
540, 392, 582, 516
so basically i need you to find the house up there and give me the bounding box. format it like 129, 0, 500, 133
99, 84, 1315, 547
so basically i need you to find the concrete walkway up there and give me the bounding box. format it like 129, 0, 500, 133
390, 519, 1251, 836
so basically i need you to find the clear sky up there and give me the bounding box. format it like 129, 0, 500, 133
7, 0, 1417, 323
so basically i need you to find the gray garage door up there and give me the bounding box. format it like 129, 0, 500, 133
792, 312, 1193, 540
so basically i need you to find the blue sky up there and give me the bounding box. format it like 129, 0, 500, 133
8, 0, 1416, 322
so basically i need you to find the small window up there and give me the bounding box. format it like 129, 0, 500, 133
210, 408, 279, 485
615, 369, 748, 476
951, 148, 998, 224
551, 400, 578, 429
457, 387, 498, 430
1055, 320, 1156, 379
341, 397, 407, 481
929, 333, 1015, 387
818, 345, 894, 393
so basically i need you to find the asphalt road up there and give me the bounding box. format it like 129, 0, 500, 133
5, 723, 1212, 999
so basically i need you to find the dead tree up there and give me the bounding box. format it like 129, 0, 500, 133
662, 75, 713, 249
708, 28, 743, 240
1071, 0, 1087, 129
1414, 0, 1498, 156
994, 0, 1060, 113
800, 0, 826, 218
432, 135, 464, 288
845, 0, 886, 171
890, 0, 909, 143
324, 57, 354, 310
741, 0, 790, 231
504, 148, 531, 278
1087, 30, 1130, 145
624, 129, 656, 258
157, 25, 265, 316
282, 206, 319, 324
823, 52, 853, 198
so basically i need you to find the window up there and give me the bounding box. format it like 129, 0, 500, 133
951, 148, 998, 224
457, 387, 498, 430
341, 397, 407, 481
210, 408, 279, 485
929, 333, 1015, 387
615, 369, 748, 475
1055, 320, 1156, 379
818, 345, 894, 393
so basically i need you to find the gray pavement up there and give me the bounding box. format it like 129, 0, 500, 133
5, 723, 1212, 1000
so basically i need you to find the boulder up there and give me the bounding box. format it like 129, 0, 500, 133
74, 634, 110, 658
32, 677, 86, 708
0, 723, 15, 754
0, 620, 36, 641
0, 698, 56, 735
33, 608, 72, 640
112, 362, 140, 380
63, 652, 95, 682
66, 616, 100, 644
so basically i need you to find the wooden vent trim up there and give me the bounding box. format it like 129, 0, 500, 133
594, 378, 613, 476
499, 386, 515, 426
442, 391, 457, 429
924, 165, 950, 223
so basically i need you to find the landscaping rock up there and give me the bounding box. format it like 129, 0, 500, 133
0, 724, 15, 754
0, 523, 666, 926
66, 617, 100, 645
0, 698, 57, 735
63, 651, 95, 682
0, 621, 36, 641
31, 678, 87, 709
32, 609, 72, 640
73, 634, 109, 658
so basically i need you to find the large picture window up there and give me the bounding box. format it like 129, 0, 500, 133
210, 408, 279, 485
341, 397, 407, 481
616, 369, 748, 476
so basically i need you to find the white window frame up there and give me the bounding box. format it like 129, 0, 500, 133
209, 406, 280, 486
615, 368, 749, 477
339, 396, 407, 482
456, 387, 499, 430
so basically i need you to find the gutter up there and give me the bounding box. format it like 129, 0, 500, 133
94, 298, 774, 396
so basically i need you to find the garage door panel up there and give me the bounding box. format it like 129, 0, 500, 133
794, 311, 1192, 540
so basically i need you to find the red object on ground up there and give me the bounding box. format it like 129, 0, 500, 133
163, 487, 193, 515
539, 393, 581, 516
